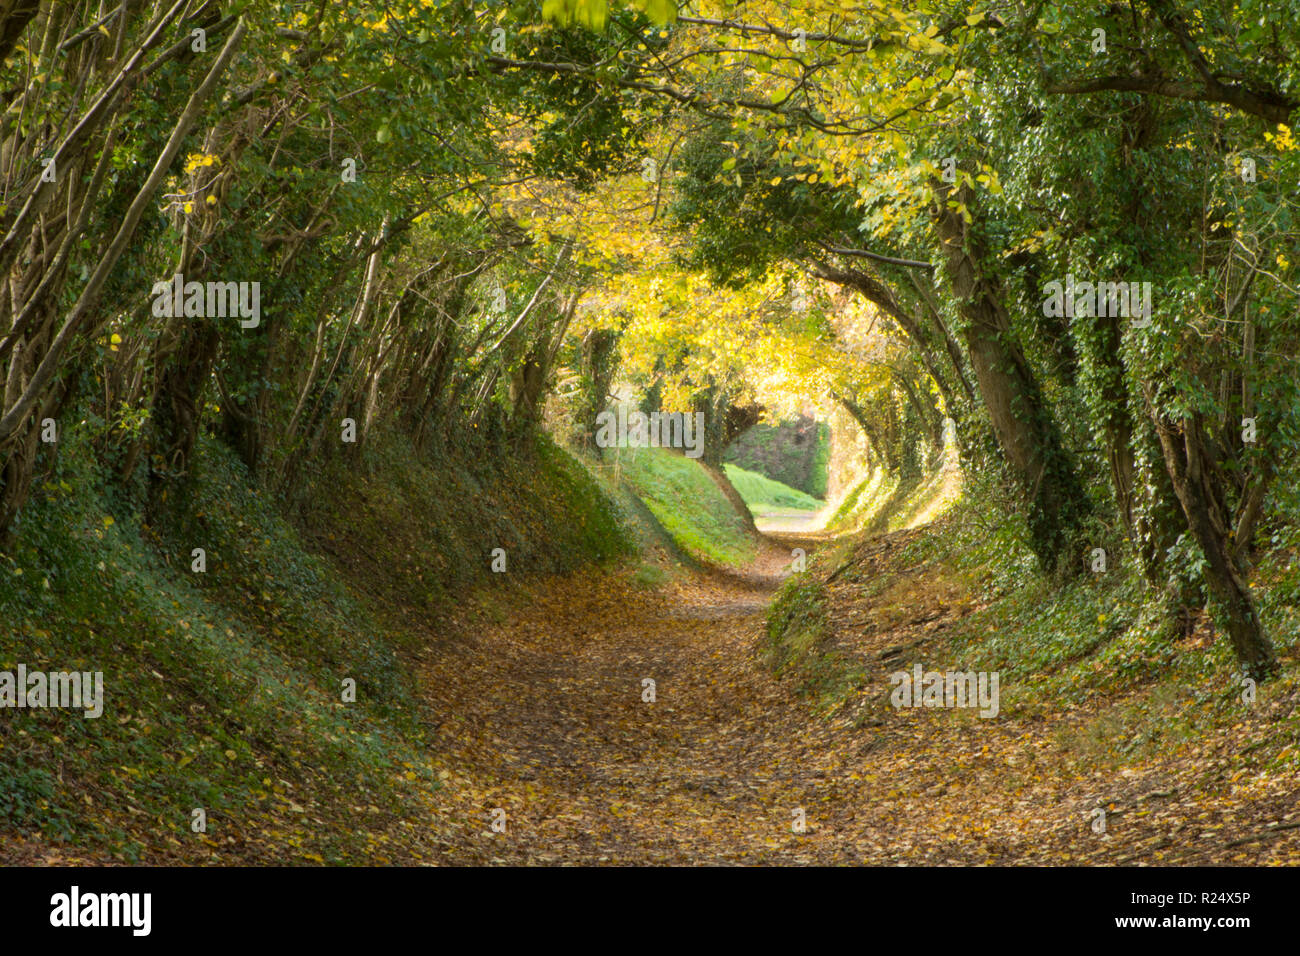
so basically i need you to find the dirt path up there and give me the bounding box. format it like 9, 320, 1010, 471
412, 532, 1300, 865
417, 536, 834, 863
754, 510, 824, 535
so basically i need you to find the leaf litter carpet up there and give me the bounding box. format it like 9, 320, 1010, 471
414, 533, 1300, 865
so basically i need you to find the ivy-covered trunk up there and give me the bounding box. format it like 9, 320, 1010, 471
1148, 404, 1276, 680
933, 184, 1089, 573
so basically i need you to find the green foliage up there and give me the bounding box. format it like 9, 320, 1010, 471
0, 433, 432, 859
0, 760, 65, 835
668, 123, 859, 287
519, 20, 668, 190
724, 418, 829, 499
808, 422, 832, 500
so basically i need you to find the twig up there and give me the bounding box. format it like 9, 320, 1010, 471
1225, 820, 1300, 848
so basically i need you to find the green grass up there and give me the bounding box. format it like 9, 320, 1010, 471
723, 463, 823, 515
287, 430, 635, 628
605, 446, 756, 566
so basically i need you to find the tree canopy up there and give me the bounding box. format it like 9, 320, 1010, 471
1, 0, 1297, 680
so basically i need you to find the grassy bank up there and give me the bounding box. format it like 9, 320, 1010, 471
602, 446, 757, 567
723, 463, 823, 517
0, 427, 632, 863
764, 473, 1300, 782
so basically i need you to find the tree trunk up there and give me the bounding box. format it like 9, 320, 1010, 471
578, 327, 619, 453
932, 181, 1089, 572
1148, 400, 1276, 680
